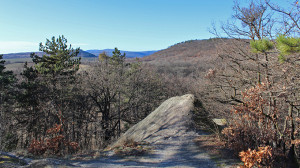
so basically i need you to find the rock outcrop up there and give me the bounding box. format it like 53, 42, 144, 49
111, 94, 195, 147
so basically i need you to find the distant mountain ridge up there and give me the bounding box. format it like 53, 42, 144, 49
86, 49, 158, 58
2, 50, 95, 59
2, 49, 158, 59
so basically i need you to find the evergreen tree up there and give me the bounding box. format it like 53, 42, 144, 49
0, 55, 16, 100
16, 36, 82, 150
28, 35, 81, 99
111, 47, 125, 65
0, 55, 17, 151
19, 35, 81, 108
276, 35, 300, 63
31, 35, 81, 79
250, 38, 274, 53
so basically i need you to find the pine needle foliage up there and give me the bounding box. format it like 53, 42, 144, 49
110, 47, 126, 65
276, 35, 300, 56
250, 38, 273, 53
31, 35, 81, 77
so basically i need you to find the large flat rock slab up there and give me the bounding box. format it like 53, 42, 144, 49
112, 94, 195, 147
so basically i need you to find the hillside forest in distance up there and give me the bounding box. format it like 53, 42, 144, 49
0, 0, 299, 167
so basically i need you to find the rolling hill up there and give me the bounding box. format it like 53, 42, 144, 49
142, 38, 227, 64
139, 38, 233, 77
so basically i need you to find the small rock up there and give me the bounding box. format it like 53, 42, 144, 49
212, 118, 227, 126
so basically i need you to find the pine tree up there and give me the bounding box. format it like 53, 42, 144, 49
31, 35, 81, 79
28, 35, 82, 104
16, 36, 82, 150
0, 55, 16, 96
0, 55, 17, 151
110, 47, 125, 65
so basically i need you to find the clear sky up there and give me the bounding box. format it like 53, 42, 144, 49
0, 0, 285, 54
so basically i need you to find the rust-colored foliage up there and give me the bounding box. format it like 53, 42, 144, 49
46, 124, 63, 134
222, 80, 300, 166
222, 83, 277, 152
28, 112, 79, 156
221, 83, 284, 167
233, 82, 277, 121
238, 146, 273, 168
28, 139, 47, 155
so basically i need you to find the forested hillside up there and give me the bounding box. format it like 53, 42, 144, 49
143, 38, 222, 62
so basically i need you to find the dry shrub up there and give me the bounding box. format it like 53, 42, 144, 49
28, 139, 47, 156
205, 68, 216, 79
221, 83, 290, 166
222, 83, 277, 151
238, 146, 273, 168
28, 112, 79, 156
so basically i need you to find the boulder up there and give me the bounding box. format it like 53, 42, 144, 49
212, 118, 227, 126
111, 94, 195, 148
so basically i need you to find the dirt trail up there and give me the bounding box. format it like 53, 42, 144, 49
75, 131, 216, 168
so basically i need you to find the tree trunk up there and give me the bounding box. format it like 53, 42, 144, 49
288, 105, 299, 167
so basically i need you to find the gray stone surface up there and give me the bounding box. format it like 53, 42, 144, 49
112, 94, 195, 146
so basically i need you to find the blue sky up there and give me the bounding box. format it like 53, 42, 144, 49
0, 0, 285, 54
